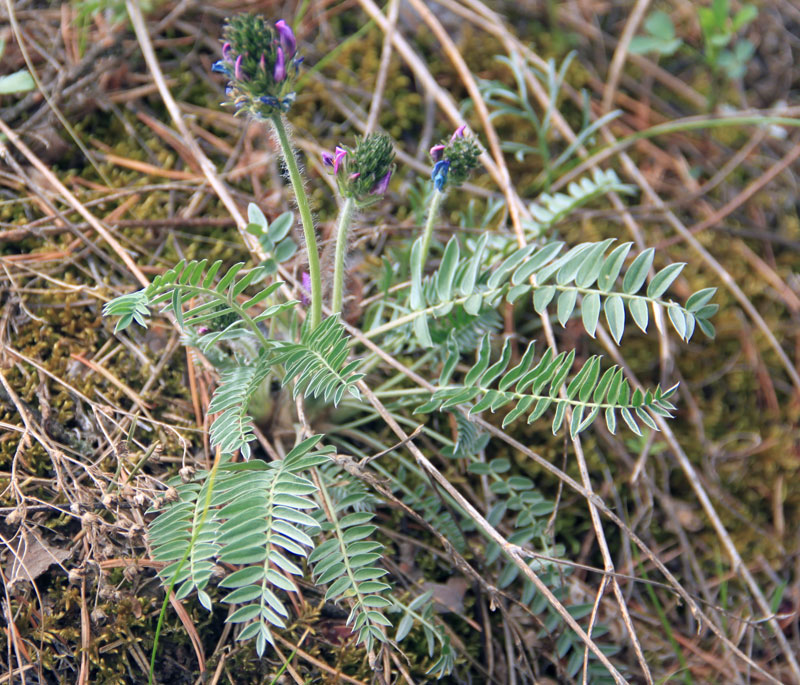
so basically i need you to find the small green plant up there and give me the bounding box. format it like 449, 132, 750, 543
104, 12, 718, 681
631, 1, 757, 104
478, 52, 624, 192
698, 0, 757, 80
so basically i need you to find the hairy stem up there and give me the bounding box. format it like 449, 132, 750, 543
331, 196, 357, 315
270, 114, 322, 329
419, 188, 444, 268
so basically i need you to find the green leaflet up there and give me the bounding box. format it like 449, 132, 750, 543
419, 342, 675, 438
148, 437, 333, 658
384, 236, 715, 349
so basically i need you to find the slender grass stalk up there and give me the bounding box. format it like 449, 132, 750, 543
270, 113, 323, 329
419, 188, 445, 268
331, 196, 357, 315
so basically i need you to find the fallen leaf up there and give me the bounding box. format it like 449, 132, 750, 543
6, 531, 70, 585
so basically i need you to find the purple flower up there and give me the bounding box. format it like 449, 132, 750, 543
222, 42, 232, 60
349, 172, 361, 180
301, 272, 311, 306
451, 124, 467, 141
429, 144, 445, 162
322, 150, 335, 167
273, 47, 286, 81
275, 20, 297, 57
333, 146, 347, 174
234, 54, 243, 80
372, 169, 392, 195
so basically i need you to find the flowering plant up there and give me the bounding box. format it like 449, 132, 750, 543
103, 11, 719, 681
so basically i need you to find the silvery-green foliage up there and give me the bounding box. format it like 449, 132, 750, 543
526, 566, 622, 683
148, 476, 219, 612
271, 315, 364, 405
308, 504, 393, 650
105, 265, 363, 459
417, 335, 677, 437
396, 467, 468, 554
245, 205, 298, 276
102, 257, 296, 340
102, 89, 719, 677
392, 592, 455, 678
208, 354, 273, 459
447, 410, 490, 459
317, 460, 379, 514
149, 436, 333, 655
483, 471, 555, 574
478, 52, 623, 187
387, 232, 716, 350
523, 168, 635, 238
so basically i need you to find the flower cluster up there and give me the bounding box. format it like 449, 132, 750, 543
212, 15, 301, 118
429, 125, 481, 191
322, 134, 395, 206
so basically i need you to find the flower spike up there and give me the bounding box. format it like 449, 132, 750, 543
214, 14, 303, 118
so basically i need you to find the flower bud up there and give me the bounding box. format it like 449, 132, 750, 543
274, 47, 286, 82
322, 134, 395, 206
429, 144, 445, 162
428, 126, 481, 191
275, 20, 297, 57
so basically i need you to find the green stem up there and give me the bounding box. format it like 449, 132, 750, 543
331, 196, 357, 315
270, 114, 322, 329
360, 282, 689, 342
419, 188, 445, 268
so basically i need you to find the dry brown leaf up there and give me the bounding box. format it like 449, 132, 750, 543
6, 530, 70, 586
